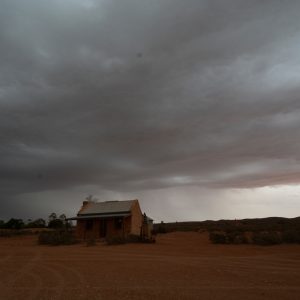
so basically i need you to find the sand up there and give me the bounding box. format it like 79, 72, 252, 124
0, 231, 300, 300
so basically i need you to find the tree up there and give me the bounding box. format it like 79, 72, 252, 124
59, 214, 66, 222
0, 220, 5, 228
5, 218, 24, 229
48, 219, 64, 229
27, 218, 46, 228
48, 213, 57, 223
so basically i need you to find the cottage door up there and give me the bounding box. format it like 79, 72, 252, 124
99, 219, 107, 238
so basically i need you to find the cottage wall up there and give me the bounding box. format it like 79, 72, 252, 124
105, 217, 131, 237
75, 220, 86, 239
130, 200, 143, 235
75, 216, 132, 239
74, 199, 145, 239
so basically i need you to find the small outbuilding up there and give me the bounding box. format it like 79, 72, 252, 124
68, 199, 153, 240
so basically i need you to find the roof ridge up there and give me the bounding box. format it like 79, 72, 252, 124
93, 199, 137, 204
77, 199, 138, 215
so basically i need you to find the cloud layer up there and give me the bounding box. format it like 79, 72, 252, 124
1, 0, 300, 219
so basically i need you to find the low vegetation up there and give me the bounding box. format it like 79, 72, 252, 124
209, 230, 300, 245
153, 217, 300, 246
0, 213, 72, 238
38, 230, 78, 246
86, 238, 97, 247
106, 234, 156, 245
0, 229, 40, 237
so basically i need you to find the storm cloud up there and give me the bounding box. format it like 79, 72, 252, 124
1, 0, 300, 220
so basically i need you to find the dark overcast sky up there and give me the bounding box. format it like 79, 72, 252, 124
1, 0, 300, 221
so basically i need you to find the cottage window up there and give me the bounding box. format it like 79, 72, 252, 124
86, 219, 93, 230
114, 218, 123, 229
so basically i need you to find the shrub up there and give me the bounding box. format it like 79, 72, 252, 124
26, 218, 46, 228
38, 230, 77, 245
106, 234, 156, 245
4, 218, 24, 229
141, 236, 156, 243
48, 219, 64, 229
0, 230, 13, 237
127, 234, 141, 243
0, 229, 34, 237
282, 230, 300, 243
128, 234, 156, 243
106, 236, 126, 245
0, 220, 5, 229
226, 231, 248, 244
154, 221, 167, 234
209, 231, 228, 244
252, 231, 282, 246
86, 238, 96, 247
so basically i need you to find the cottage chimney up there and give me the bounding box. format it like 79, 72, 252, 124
82, 200, 89, 207
78, 200, 93, 214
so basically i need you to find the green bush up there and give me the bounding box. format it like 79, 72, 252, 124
48, 219, 64, 229
38, 230, 77, 245
209, 229, 300, 246
282, 230, 300, 243
252, 231, 282, 245
106, 236, 126, 245
153, 221, 167, 234
106, 234, 156, 245
4, 218, 24, 229
0, 229, 34, 237
209, 232, 228, 244
0, 230, 13, 237
0, 220, 5, 229
126, 234, 141, 243
128, 234, 156, 243
26, 218, 46, 228
86, 238, 96, 247
226, 231, 248, 244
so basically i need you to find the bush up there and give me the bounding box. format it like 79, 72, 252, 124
106, 234, 156, 245
226, 231, 248, 244
26, 218, 46, 228
4, 218, 24, 229
0, 230, 13, 237
153, 221, 167, 234
209, 232, 228, 244
48, 219, 64, 229
209, 229, 300, 246
127, 234, 141, 243
282, 230, 300, 243
0, 229, 34, 237
86, 238, 96, 247
38, 230, 77, 245
106, 236, 126, 245
209, 231, 248, 245
252, 231, 282, 245
0, 220, 5, 229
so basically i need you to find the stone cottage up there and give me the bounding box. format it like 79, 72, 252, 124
68, 199, 153, 240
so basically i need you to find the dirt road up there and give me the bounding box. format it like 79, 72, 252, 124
0, 232, 300, 299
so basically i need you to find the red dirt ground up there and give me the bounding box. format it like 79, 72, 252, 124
0, 231, 300, 299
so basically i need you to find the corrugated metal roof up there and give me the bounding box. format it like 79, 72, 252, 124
67, 213, 131, 220
78, 200, 136, 216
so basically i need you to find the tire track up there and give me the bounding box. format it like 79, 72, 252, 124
1, 259, 66, 300
37, 262, 65, 300
0, 251, 43, 300
0, 255, 12, 290
43, 261, 87, 298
